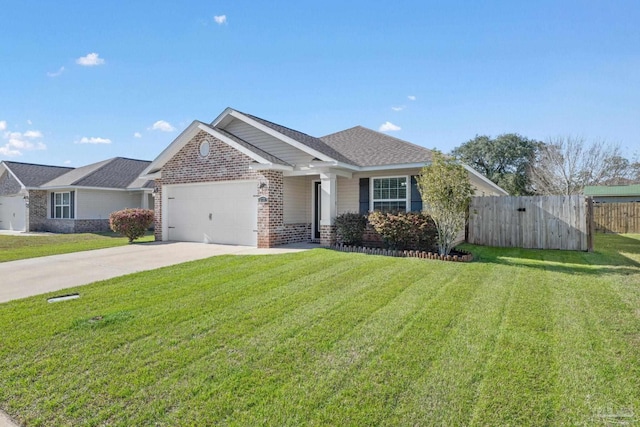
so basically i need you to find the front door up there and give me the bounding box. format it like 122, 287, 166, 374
313, 181, 321, 239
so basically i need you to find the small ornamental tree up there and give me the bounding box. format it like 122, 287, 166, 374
334, 212, 368, 246
109, 208, 154, 243
416, 151, 473, 256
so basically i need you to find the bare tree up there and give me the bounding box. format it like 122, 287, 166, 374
529, 137, 629, 195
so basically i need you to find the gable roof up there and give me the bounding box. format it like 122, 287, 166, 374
242, 112, 355, 165
320, 126, 433, 167
43, 158, 152, 189
584, 184, 640, 197
1, 161, 73, 188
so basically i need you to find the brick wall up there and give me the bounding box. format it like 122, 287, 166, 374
155, 131, 310, 247
27, 190, 48, 232
320, 225, 336, 246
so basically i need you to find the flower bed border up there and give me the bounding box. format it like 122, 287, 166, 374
330, 243, 473, 262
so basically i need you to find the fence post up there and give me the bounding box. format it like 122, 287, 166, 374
586, 197, 594, 252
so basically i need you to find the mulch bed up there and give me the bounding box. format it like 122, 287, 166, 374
331, 244, 473, 262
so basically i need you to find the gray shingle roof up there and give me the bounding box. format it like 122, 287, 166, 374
243, 113, 355, 164
320, 126, 433, 167
211, 126, 292, 166
2, 161, 74, 187
43, 158, 151, 189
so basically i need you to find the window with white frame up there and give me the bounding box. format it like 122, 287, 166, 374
53, 192, 72, 219
372, 176, 408, 212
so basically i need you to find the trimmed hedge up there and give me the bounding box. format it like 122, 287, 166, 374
335, 212, 368, 246
367, 211, 436, 251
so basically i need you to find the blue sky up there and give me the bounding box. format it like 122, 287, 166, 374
1, 0, 639, 167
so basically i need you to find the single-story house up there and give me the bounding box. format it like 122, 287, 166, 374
0, 157, 153, 233
583, 184, 640, 203
142, 107, 507, 248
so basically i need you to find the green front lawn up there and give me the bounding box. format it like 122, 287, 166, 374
0, 232, 154, 262
1, 234, 639, 426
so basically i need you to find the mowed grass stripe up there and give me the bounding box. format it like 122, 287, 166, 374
549, 268, 640, 425
382, 260, 517, 426
210, 259, 454, 425
469, 252, 557, 425
151, 257, 431, 425
299, 264, 484, 426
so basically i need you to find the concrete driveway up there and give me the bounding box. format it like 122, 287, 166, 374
0, 241, 314, 304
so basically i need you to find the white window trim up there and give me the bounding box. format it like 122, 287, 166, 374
52, 191, 72, 219
370, 175, 410, 212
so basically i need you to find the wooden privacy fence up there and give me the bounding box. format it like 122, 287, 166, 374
592, 202, 640, 233
467, 195, 593, 251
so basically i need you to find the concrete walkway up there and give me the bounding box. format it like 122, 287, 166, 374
0, 241, 315, 304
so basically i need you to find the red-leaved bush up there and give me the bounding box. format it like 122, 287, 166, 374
109, 208, 154, 243
368, 211, 436, 251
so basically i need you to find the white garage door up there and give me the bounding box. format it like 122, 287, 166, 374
0, 196, 26, 231
165, 181, 258, 246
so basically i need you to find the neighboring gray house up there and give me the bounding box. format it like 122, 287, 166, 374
0, 157, 153, 233
142, 107, 507, 248
583, 184, 640, 203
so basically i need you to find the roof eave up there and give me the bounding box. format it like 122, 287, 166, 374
0, 162, 27, 189
462, 164, 509, 195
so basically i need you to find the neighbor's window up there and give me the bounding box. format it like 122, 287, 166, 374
53, 192, 72, 219
372, 176, 408, 212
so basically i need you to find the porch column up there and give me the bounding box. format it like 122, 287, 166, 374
319, 173, 337, 246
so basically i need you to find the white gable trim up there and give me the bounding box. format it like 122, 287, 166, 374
221, 110, 336, 163
140, 121, 203, 177
197, 124, 275, 165
0, 162, 27, 190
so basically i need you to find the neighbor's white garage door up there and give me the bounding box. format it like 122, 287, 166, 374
0, 195, 26, 231
165, 181, 258, 246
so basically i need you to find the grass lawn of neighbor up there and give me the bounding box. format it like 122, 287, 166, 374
0, 232, 154, 263
0, 234, 639, 426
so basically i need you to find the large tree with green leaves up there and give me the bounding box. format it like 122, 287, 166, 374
452, 134, 541, 195
417, 151, 474, 256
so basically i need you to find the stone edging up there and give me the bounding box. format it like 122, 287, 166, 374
331, 244, 473, 262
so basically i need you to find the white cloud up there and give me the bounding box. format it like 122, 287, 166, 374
134, 132, 142, 138
0, 147, 21, 156
391, 106, 406, 111
76, 53, 105, 66
214, 15, 227, 24
47, 66, 65, 77
149, 120, 175, 132
379, 121, 401, 132
0, 127, 47, 156
23, 130, 43, 138
64, 160, 72, 165
77, 136, 112, 144
407, 95, 417, 101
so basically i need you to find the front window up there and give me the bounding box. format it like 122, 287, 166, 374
372, 176, 408, 212
53, 192, 72, 219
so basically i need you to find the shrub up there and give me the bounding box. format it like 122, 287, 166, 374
368, 211, 436, 251
335, 212, 368, 245
109, 208, 154, 243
